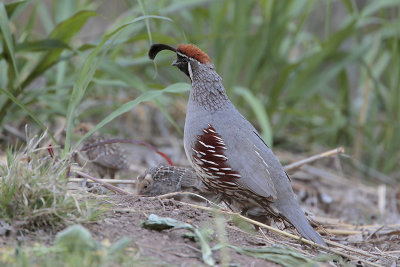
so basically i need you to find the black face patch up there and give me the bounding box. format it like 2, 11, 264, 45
174, 55, 190, 77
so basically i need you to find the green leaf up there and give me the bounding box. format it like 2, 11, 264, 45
99, 60, 148, 92
340, 0, 357, 13
0, 87, 58, 145
161, 0, 216, 15
4, 0, 27, 20
221, 244, 316, 267
15, 39, 71, 52
194, 228, 215, 266
55, 225, 96, 252
64, 15, 174, 155
230, 214, 257, 234
106, 237, 131, 257
71, 83, 190, 151
361, 0, 400, 17
99, 59, 185, 135
142, 214, 194, 231
141, 214, 215, 266
37, 0, 53, 34
22, 10, 98, 89
234, 86, 273, 146
0, 2, 19, 83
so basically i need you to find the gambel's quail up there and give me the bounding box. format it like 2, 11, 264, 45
149, 43, 326, 245
136, 165, 203, 196
74, 123, 129, 179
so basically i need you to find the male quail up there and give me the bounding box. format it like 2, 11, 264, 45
149, 44, 325, 245
74, 123, 129, 179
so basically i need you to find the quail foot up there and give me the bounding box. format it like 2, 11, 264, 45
149, 44, 326, 245
74, 123, 129, 179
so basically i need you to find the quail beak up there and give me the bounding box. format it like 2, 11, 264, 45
172, 59, 178, 66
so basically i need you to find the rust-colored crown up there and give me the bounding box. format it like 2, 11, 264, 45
177, 44, 211, 64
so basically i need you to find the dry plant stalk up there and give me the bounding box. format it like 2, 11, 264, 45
68, 178, 135, 185
74, 171, 131, 196
284, 147, 344, 172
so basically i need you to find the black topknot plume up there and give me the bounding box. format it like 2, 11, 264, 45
148, 44, 176, 60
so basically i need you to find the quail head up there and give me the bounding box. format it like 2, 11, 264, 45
149, 44, 325, 245
74, 123, 129, 179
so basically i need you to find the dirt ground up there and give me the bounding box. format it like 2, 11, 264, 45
88, 196, 285, 266
3, 175, 399, 267
1, 193, 285, 266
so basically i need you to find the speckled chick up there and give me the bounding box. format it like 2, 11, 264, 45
74, 123, 129, 179
136, 165, 204, 196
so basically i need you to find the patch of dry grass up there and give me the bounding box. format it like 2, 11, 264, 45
0, 133, 95, 228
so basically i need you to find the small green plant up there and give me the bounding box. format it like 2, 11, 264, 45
142, 213, 215, 266
0, 224, 142, 267
0, 132, 94, 228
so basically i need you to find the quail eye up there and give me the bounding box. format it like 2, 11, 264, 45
178, 55, 188, 62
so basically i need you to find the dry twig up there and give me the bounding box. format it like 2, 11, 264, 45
68, 177, 136, 185
73, 170, 131, 196
284, 147, 344, 172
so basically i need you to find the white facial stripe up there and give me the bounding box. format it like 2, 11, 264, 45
177, 51, 200, 64
176, 51, 188, 58
188, 60, 193, 79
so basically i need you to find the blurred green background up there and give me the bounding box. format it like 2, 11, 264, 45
0, 0, 399, 180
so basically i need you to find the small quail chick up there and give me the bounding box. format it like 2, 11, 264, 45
136, 165, 203, 196
74, 123, 129, 179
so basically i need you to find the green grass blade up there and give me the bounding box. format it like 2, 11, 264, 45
225, 244, 316, 267
64, 35, 110, 156
22, 10, 98, 89
64, 15, 173, 155
194, 228, 215, 266
72, 83, 189, 151
137, 0, 152, 44
0, 2, 19, 85
161, 0, 216, 15
4, 0, 28, 20
154, 98, 184, 135
15, 39, 71, 52
37, 0, 53, 34
234, 86, 273, 146
0, 87, 58, 144
99, 59, 184, 134
361, 0, 400, 17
